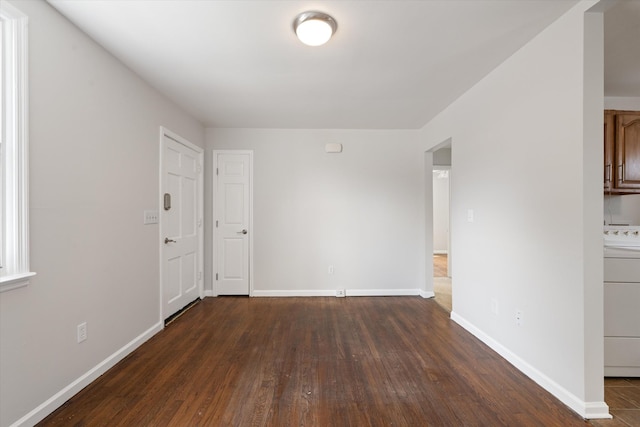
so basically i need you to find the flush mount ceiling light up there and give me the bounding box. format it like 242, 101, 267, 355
293, 11, 337, 46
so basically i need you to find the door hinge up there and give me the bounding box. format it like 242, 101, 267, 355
216, 273, 218, 281
216, 168, 219, 176
197, 164, 202, 173
216, 220, 218, 228
198, 218, 203, 227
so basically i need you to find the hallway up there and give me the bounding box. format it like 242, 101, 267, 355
433, 254, 451, 312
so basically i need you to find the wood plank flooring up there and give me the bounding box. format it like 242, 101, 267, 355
592, 378, 640, 427
433, 254, 452, 312
433, 254, 448, 278
39, 297, 594, 426
430, 254, 639, 425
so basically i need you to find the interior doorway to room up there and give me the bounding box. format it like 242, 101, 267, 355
432, 145, 452, 312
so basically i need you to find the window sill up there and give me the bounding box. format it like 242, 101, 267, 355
0, 272, 36, 293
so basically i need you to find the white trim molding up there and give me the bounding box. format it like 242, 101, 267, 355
0, 1, 34, 293
9, 322, 163, 427
450, 312, 611, 420
252, 289, 429, 298
419, 289, 435, 299
347, 288, 424, 297
252, 290, 336, 297
0, 271, 35, 292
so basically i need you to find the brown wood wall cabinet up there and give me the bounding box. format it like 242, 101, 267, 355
604, 110, 640, 194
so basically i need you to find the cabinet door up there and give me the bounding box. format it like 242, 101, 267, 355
604, 111, 615, 191
616, 114, 640, 190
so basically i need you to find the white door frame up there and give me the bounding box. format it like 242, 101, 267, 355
425, 139, 453, 299
159, 127, 204, 321
212, 150, 254, 296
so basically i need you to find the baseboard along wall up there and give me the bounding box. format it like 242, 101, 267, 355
11, 322, 163, 427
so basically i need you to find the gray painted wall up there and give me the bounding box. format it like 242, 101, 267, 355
0, 2, 204, 425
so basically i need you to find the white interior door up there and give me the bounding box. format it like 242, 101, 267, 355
161, 129, 203, 319
214, 151, 252, 295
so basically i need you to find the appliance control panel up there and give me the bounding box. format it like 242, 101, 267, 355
604, 226, 640, 247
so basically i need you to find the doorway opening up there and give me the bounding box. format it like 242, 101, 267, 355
431, 142, 452, 312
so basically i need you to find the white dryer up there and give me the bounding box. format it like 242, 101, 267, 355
604, 226, 640, 377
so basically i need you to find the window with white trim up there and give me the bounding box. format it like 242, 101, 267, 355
0, 2, 34, 292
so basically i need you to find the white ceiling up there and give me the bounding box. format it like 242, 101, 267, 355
46, 0, 632, 129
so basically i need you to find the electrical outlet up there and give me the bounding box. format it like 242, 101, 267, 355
77, 322, 87, 343
144, 210, 159, 225
515, 310, 523, 326
328, 265, 335, 275
336, 289, 346, 298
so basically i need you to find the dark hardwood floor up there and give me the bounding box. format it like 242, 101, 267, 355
39, 297, 594, 426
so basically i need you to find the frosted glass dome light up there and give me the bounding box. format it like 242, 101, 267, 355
293, 11, 337, 47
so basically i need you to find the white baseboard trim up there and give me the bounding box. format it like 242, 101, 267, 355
10, 322, 163, 427
605, 366, 640, 377
252, 290, 336, 297
251, 289, 425, 298
583, 402, 613, 419
433, 250, 448, 255
346, 289, 421, 297
450, 312, 611, 420
203, 289, 215, 297
419, 290, 435, 299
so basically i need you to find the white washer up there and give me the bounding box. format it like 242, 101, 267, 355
603, 226, 640, 377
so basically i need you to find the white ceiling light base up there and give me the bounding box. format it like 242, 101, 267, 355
293, 11, 337, 46
325, 143, 343, 153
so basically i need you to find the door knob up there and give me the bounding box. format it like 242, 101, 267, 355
240, 229, 248, 235
164, 237, 176, 244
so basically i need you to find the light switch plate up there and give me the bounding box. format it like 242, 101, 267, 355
144, 210, 159, 225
